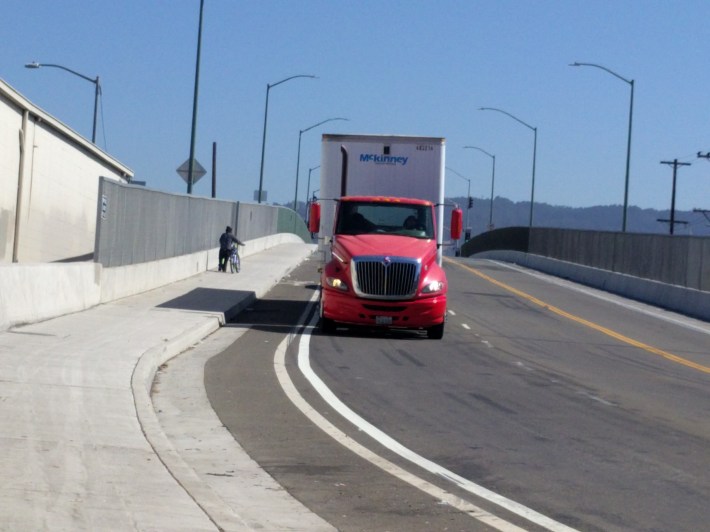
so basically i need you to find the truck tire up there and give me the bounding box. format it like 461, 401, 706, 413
321, 316, 337, 334
426, 322, 444, 339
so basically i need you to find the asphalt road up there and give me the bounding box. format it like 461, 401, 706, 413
205, 255, 710, 531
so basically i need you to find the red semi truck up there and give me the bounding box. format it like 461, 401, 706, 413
309, 134, 462, 339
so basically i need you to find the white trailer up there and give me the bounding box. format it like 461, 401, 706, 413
318, 133, 446, 262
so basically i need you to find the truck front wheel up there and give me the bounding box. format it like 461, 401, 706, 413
426, 322, 444, 340
321, 316, 337, 334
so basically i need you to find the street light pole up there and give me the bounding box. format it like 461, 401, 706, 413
479, 107, 537, 229
257, 74, 317, 204
186, 0, 205, 195
445, 166, 471, 237
464, 146, 496, 229
294, 118, 348, 211
570, 62, 634, 232
25, 61, 101, 143
306, 165, 320, 208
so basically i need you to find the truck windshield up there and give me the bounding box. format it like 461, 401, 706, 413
335, 201, 434, 239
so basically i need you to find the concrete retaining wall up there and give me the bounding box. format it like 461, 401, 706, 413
0, 233, 305, 332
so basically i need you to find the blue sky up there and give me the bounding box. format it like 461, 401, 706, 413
3, 1, 710, 221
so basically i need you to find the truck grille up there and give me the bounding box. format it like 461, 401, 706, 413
352, 256, 420, 299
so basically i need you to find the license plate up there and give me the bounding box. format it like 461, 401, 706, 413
375, 316, 392, 325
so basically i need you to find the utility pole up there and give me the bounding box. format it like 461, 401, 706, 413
694, 154, 710, 227
660, 159, 691, 235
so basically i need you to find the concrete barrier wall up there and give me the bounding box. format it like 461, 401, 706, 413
476, 250, 710, 322
463, 227, 710, 294
0, 233, 307, 332
0, 262, 101, 330
528, 228, 710, 292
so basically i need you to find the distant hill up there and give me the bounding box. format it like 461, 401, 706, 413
447, 196, 710, 238
287, 197, 710, 238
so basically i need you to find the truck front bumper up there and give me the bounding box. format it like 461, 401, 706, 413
321, 288, 446, 329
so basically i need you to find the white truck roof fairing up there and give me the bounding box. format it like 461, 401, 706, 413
318, 134, 446, 263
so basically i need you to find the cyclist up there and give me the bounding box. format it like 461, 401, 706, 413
218, 226, 244, 272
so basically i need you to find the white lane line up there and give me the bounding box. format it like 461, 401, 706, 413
577, 391, 615, 407
455, 322, 493, 346
273, 308, 525, 530
274, 295, 579, 532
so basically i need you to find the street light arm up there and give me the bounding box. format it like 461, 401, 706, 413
301, 117, 348, 134
479, 107, 535, 132
25, 62, 97, 84
464, 145, 494, 159
569, 62, 632, 85
294, 118, 349, 210
268, 74, 317, 89
258, 74, 317, 203
571, 61, 634, 232
445, 166, 471, 197
26, 61, 101, 144
464, 147, 496, 228
445, 166, 471, 182
479, 107, 537, 228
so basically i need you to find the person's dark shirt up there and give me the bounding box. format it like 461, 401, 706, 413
219, 232, 241, 250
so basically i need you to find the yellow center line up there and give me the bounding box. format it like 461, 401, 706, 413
448, 259, 710, 375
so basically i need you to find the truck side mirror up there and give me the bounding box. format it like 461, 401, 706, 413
308, 202, 321, 233
450, 208, 463, 240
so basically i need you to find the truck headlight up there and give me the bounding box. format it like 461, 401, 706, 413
326, 277, 349, 291
421, 280, 444, 294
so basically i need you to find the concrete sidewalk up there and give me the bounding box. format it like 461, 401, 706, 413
0, 243, 333, 531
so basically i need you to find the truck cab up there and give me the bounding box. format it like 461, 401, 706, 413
312, 196, 462, 339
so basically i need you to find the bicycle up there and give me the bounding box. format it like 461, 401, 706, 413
228, 244, 241, 273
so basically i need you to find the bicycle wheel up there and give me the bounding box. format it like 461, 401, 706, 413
235, 255, 240, 273
229, 254, 237, 273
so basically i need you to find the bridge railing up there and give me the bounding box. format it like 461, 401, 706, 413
461, 227, 710, 293
460, 227, 710, 322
